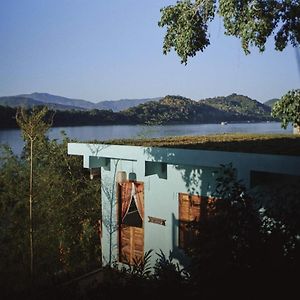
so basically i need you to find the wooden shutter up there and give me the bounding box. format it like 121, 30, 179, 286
178, 193, 201, 249
120, 225, 144, 264
119, 181, 144, 265
179, 193, 218, 249
191, 194, 201, 221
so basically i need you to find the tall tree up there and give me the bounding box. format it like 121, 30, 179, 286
159, 0, 300, 64
272, 89, 300, 134
15, 107, 53, 278
0, 128, 101, 295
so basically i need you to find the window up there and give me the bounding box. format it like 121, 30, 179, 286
122, 195, 143, 228
250, 170, 300, 189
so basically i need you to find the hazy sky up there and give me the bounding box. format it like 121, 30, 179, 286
0, 0, 299, 103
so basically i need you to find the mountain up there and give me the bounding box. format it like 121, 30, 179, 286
0, 95, 85, 110
201, 93, 272, 120
0, 93, 161, 111
17, 92, 95, 109
121, 94, 273, 125
264, 98, 279, 108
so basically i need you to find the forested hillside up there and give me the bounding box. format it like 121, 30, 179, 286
201, 94, 271, 119
123, 94, 273, 124
264, 98, 279, 108
0, 94, 274, 129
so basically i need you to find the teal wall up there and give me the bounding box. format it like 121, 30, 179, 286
68, 143, 300, 268
99, 159, 220, 268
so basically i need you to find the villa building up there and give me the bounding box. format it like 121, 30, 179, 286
68, 141, 300, 268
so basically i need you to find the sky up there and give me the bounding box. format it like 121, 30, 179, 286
0, 0, 299, 103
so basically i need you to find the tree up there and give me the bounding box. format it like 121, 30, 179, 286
0, 132, 102, 295
271, 89, 300, 134
15, 107, 53, 278
159, 0, 300, 64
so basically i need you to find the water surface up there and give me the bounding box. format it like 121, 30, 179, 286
0, 122, 293, 156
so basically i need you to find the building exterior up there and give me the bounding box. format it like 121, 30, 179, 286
68, 142, 300, 268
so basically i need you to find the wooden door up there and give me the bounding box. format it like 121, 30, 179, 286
119, 181, 144, 264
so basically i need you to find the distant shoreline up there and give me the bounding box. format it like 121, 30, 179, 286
0, 119, 278, 130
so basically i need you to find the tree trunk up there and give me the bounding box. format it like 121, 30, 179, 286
29, 138, 33, 278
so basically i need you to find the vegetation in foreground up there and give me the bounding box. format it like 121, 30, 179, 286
0, 108, 101, 298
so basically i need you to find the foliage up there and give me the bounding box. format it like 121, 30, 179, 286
271, 89, 300, 129
0, 132, 101, 296
159, 0, 300, 64
202, 93, 271, 118
0, 105, 130, 129
127, 249, 153, 278
184, 163, 300, 298
153, 250, 189, 284
186, 164, 262, 283
15, 107, 54, 277
67, 250, 189, 300
158, 0, 214, 64
16, 107, 53, 143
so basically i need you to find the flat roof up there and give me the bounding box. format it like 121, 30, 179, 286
87, 134, 300, 156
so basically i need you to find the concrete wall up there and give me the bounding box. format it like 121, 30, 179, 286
100, 159, 220, 268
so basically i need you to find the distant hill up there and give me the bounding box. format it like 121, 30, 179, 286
0, 93, 161, 112
95, 97, 162, 111
201, 93, 272, 120
122, 94, 273, 125
264, 98, 279, 108
0, 95, 85, 110
19, 92, 95, 109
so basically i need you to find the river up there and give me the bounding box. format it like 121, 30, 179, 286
0, 122, 293, 156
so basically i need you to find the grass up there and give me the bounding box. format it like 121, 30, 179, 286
88, 133, 300, 156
